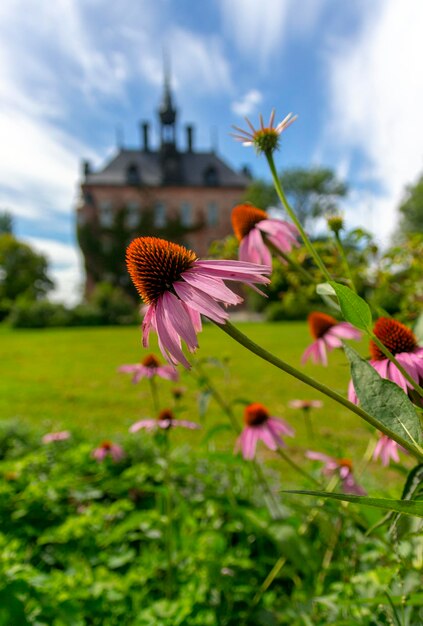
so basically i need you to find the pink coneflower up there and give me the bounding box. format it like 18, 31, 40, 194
129, 408, 200, 433
92, 440, 125, 463
306, 451, 366, 496
235, 402, 294, 460
118, 353, 179, 383
302, 311, 361, 366
42, 431, 71, 444
288, 400, 323, 410
231, 204, 299, 267
231, 109, 297, 155
373, 433, 403, 467
348, 317, 423, 403
126, 237, 270, 368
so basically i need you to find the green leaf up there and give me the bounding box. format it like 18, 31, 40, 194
329, 281, 372, 331
389, 463, 423, 534
345, 345, 423, 447
284, 490, 423, 517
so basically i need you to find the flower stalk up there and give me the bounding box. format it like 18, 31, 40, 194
265, 152, 332, 283
216, 321, 423, 461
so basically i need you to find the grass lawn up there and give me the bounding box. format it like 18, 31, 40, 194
0, 321, 410, 491
0, 321, 370, 441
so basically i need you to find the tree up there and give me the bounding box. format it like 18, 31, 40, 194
0, 211, 13, 235
0, 234, 54, 304
242, 179, 278, 210
398, 173, 423, 234
281, 167, 347, 230
242, 167, 347, 231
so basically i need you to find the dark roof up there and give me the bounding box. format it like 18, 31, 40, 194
84, 149, 249, 188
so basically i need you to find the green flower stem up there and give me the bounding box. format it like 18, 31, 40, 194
163, 434, 173, 600
370, 333, 423, 398
149, 377, 160, 413
334, 231, 357, 293
191, 362, 282, 516
265, 152, 332, 283
267, 241, 315, 283
216, 321, 423, 461
302, 408, 315, 442
275, 447, 320, 486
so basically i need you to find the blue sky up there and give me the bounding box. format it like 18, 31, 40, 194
1, 0, 422, 303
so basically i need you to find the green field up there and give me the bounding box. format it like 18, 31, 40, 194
0, 321, 370, 443
0, 320, 410, 491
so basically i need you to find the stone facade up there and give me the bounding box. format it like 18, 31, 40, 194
76, 76, 249, 297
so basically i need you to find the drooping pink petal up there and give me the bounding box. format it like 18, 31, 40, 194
268, 416, 295, 438
249, 227, 272, 267
317, 339, 328, 366
329, 322, 361, 341
173, 281, 228, 324
157, 365, 179, 381
142, 304, 155, 348
181, 268, 243, 304
342, 473, 366, 496
348, 379, 358, 404
306, 451, 333, 464
155, 297, 191, 368
194, 259, 270, 283
172, 419, 201, 430
258, 424, 280, 450
238, 236, 250, 263
130, 419, 157, 433
161, 292, 198, 352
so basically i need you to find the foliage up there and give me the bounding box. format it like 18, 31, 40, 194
6, 283, 138, 328
0, 423, 421, 625
242, 179, 278, 210
8, 299, 73, 328
281, 167, 347, 229
0, 234, 54, 320
0, 210, 13, 235
398, 172, 423, 234
242, 167, 347, 232
372, 234, 423, 324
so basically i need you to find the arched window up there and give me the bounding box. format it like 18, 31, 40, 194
126, 163, 140, 185
203, 166, 219, 187
154, 202, 167, 228
126, 201, 140, 228
207, 201, 218, 226
180, 201, 193, 227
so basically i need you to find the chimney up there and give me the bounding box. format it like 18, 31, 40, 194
241, 165, 253, 180
82, 160, 91, 177
141, 121, 150, 152
186, 124, 194, 152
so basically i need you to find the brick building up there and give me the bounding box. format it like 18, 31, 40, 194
76, 73, 250, 297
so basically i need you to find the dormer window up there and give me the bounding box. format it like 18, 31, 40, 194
204, 166, 219, 187
127, 164, 140, 185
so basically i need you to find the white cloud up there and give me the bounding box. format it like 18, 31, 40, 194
231, 89, 263, 116
324, 0, 423, 243
169, 28, 233, 95
21, 237, 83, 306
218, 0, 326, 66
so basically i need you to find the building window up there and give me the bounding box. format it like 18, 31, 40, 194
207, 201, 218, 226
99, 200, 114, 227
154, 201, 166, 228
126, 201, 140, 228
127, 164, 140, 185
204, 166, 219, 186
180, 201, 193, 227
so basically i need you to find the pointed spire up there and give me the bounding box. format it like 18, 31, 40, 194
159, 48, 176, 125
